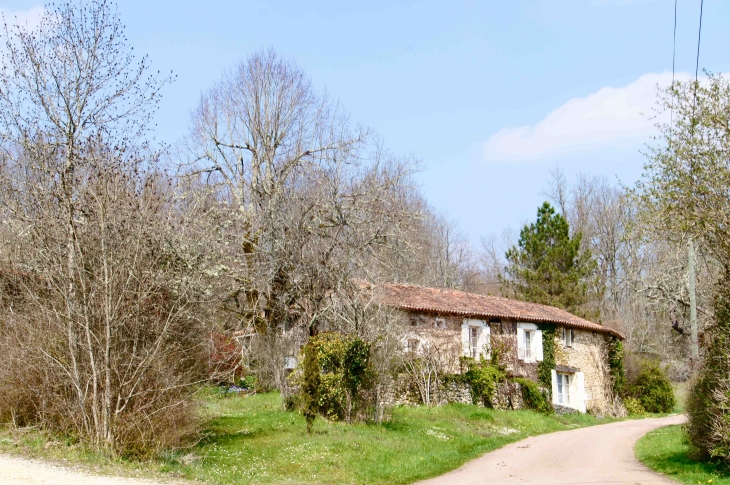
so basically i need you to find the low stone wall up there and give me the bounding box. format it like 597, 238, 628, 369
385, 375, 526, 410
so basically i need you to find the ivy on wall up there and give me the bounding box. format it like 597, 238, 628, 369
537, 323, 557, 394
607, 337, 625, 395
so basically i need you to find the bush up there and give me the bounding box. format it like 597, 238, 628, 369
623, 397, 647, 416
461, 356, 506, 408
295, 333, 375, 424
625, 360, 675, 413
686, 281, 730, 462
515, 378, 553, 414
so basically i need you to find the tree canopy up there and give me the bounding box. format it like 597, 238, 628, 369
502, 202, 599, 317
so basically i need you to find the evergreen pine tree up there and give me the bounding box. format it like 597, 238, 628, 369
502, 202, 599, 317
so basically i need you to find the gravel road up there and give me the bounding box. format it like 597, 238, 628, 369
417, 414, 685, 485
0, 454, 170, 485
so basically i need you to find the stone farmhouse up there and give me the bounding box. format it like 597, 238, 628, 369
378, 283, 624, 414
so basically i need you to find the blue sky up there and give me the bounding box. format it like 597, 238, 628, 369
3, 0, 730, 244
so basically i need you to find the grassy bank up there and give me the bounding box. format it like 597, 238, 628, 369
636, 425, 730, 485
1, 391, 611, 485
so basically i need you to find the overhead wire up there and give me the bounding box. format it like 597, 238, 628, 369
693, 0, 704, 108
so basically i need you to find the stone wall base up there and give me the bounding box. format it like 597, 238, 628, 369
385, 375, 526, 410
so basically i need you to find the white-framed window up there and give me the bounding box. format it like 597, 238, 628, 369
562, 327, 575, 347
524, 329, 533, 360
551, 369, 586, 413
461, 319, 490, 360
469, 326, 479, 358
517, 323, 543, 363
557, 373, 571, 405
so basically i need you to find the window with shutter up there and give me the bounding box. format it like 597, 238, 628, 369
469, 327, 479, 358
557, 373, 571, 404
524, 330, 533, 360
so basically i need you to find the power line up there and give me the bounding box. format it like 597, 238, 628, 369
694, 0, 704, 85
670, 0, 678, 132
692, 0, 704, 113
672, 0, 677, 84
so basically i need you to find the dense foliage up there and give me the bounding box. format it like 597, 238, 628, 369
515, 378, 553, 415
461, 358, 506, 408
537, 324, 557, 394
296, 333, 376, 424
301, 342, 321, 433
608, 338, 626, 395
686, 282, 730, 462
502, 202, 599, 317
624, 360, 674, 414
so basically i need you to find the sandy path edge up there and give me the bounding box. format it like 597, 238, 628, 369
0, 453, 178, 485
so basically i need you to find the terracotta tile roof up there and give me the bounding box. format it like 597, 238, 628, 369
377, 283, 624, 339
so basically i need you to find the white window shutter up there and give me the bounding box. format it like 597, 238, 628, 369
573, 372, 586, 412
550, 370, 558, 404
534, 329, 543, 361
517, 327, 525, 360
480, 324, 491, 360
461, 321, 470, 356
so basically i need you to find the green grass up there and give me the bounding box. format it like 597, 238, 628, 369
0, 392, 614, 484
160, 392, 609, 485
636, 425, 730, 485
674, 381, 689, 414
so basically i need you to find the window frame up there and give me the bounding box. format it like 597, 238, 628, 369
557, 372, 571, 405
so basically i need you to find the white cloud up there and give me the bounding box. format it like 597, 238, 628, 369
481, 72, 694, 163
0, 6, 45, 33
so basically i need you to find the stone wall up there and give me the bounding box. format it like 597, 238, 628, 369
554, 327, 613, 414
401, 311, 617, 414
384, 374, 525, 410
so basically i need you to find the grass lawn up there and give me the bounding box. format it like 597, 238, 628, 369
636, 425, 730, 485
161, 392, 608, 485
1, 391, 612, 485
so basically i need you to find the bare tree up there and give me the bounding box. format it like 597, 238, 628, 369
183, 50, 421, 389
0, 1, 206, 455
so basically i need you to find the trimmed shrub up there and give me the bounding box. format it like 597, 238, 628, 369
515, 378, 553, 414
625, 360, 675, 413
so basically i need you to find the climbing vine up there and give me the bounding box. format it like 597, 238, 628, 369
607, 337, 625, 395
537, 323, 556, 393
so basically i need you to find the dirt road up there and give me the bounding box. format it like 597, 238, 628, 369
417, 414, 685, 485
0, 454, 170, 485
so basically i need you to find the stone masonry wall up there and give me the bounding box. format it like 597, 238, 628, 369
401, 311, 615, 414
554, 327, 612, 414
